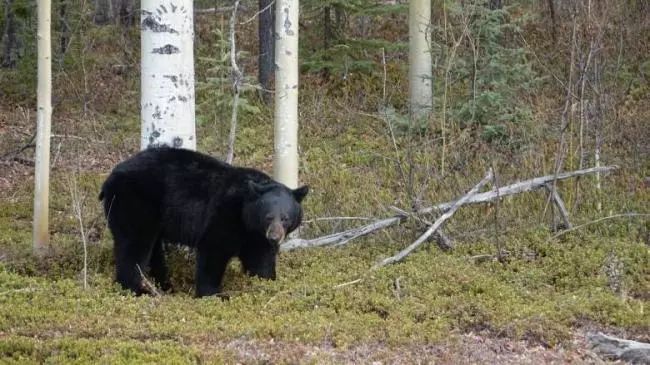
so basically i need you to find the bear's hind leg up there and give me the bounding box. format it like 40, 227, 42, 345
114, 236, 158, 295
109, 196, 160, 295
149, 239, 172, 292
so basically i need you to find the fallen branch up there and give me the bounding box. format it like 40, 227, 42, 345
374, 169, 493, 268
418, 165, 618, 214
281, 216, 403, 251
588, 332, 650, 364
281, 165, 617, 251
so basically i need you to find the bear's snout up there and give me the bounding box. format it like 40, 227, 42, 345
266, 221, 286, 244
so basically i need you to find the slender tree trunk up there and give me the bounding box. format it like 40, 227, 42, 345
34, 0, 52, 255
140, 0, 196, 150
1, 0, 18, 68
273, 0, 299, 188
258, 0, 274, 104
408, 0, 433, 120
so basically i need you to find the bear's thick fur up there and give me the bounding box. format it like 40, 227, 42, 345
99, 148, 308, 297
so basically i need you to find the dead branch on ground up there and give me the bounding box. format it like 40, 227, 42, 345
374, 169, 493, 268
281, 165, 618, 252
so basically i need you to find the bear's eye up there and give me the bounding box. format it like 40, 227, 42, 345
280, 214, 289, 222
265, 215, 274, 223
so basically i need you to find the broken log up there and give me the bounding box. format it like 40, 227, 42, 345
281, 165, 618, 252
374, 169, 493, 268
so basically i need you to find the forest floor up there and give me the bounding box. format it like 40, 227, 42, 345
1, 7, 649, 362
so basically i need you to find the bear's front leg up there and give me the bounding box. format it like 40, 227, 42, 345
195, 245, 231, 298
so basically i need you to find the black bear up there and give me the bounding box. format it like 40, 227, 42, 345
99, 147, 308, 297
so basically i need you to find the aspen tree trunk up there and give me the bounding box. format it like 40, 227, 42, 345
408, 0, 433, 120
273, 0, 299, 188
140, 0, 196, 150
33, 0, 52, 255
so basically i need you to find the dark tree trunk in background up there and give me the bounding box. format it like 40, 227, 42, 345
258, 0, 274, 104
547, 0, 557, 43
94, 0, 134, 26
489, 0, 502, 10
1, 0, 18, 68
323, 6, 332, 49
117, 0, 135, 26
58, 0, 70, 56
93, 0, 113, 24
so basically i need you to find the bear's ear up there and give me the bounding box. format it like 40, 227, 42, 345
292, 185, 309, 203
248, 181, 268, 197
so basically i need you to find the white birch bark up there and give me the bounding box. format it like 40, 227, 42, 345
140, 0, 196, 150
273, 0, 299, 188
408, 0, 433, 120
33, 0, 52, 254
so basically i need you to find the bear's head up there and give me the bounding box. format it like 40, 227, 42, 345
240, 181, 308, 278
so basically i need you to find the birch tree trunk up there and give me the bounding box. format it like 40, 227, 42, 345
408, 0, 433, 120
273, 0, 299, 188
33, 0, 52, 255
140, 0, 196, 150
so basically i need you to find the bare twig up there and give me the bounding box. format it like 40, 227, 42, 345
195, 6, 245, 15
0, 133, 35, 160
68, 175, 88, 289
374, 169, 493, 268
240, 0, 274, 25
492, 166, 505, 262
226, 0, 243, 165
136, 264, 160, 297
548, 213, 649, 241
332, 278, 363, 289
